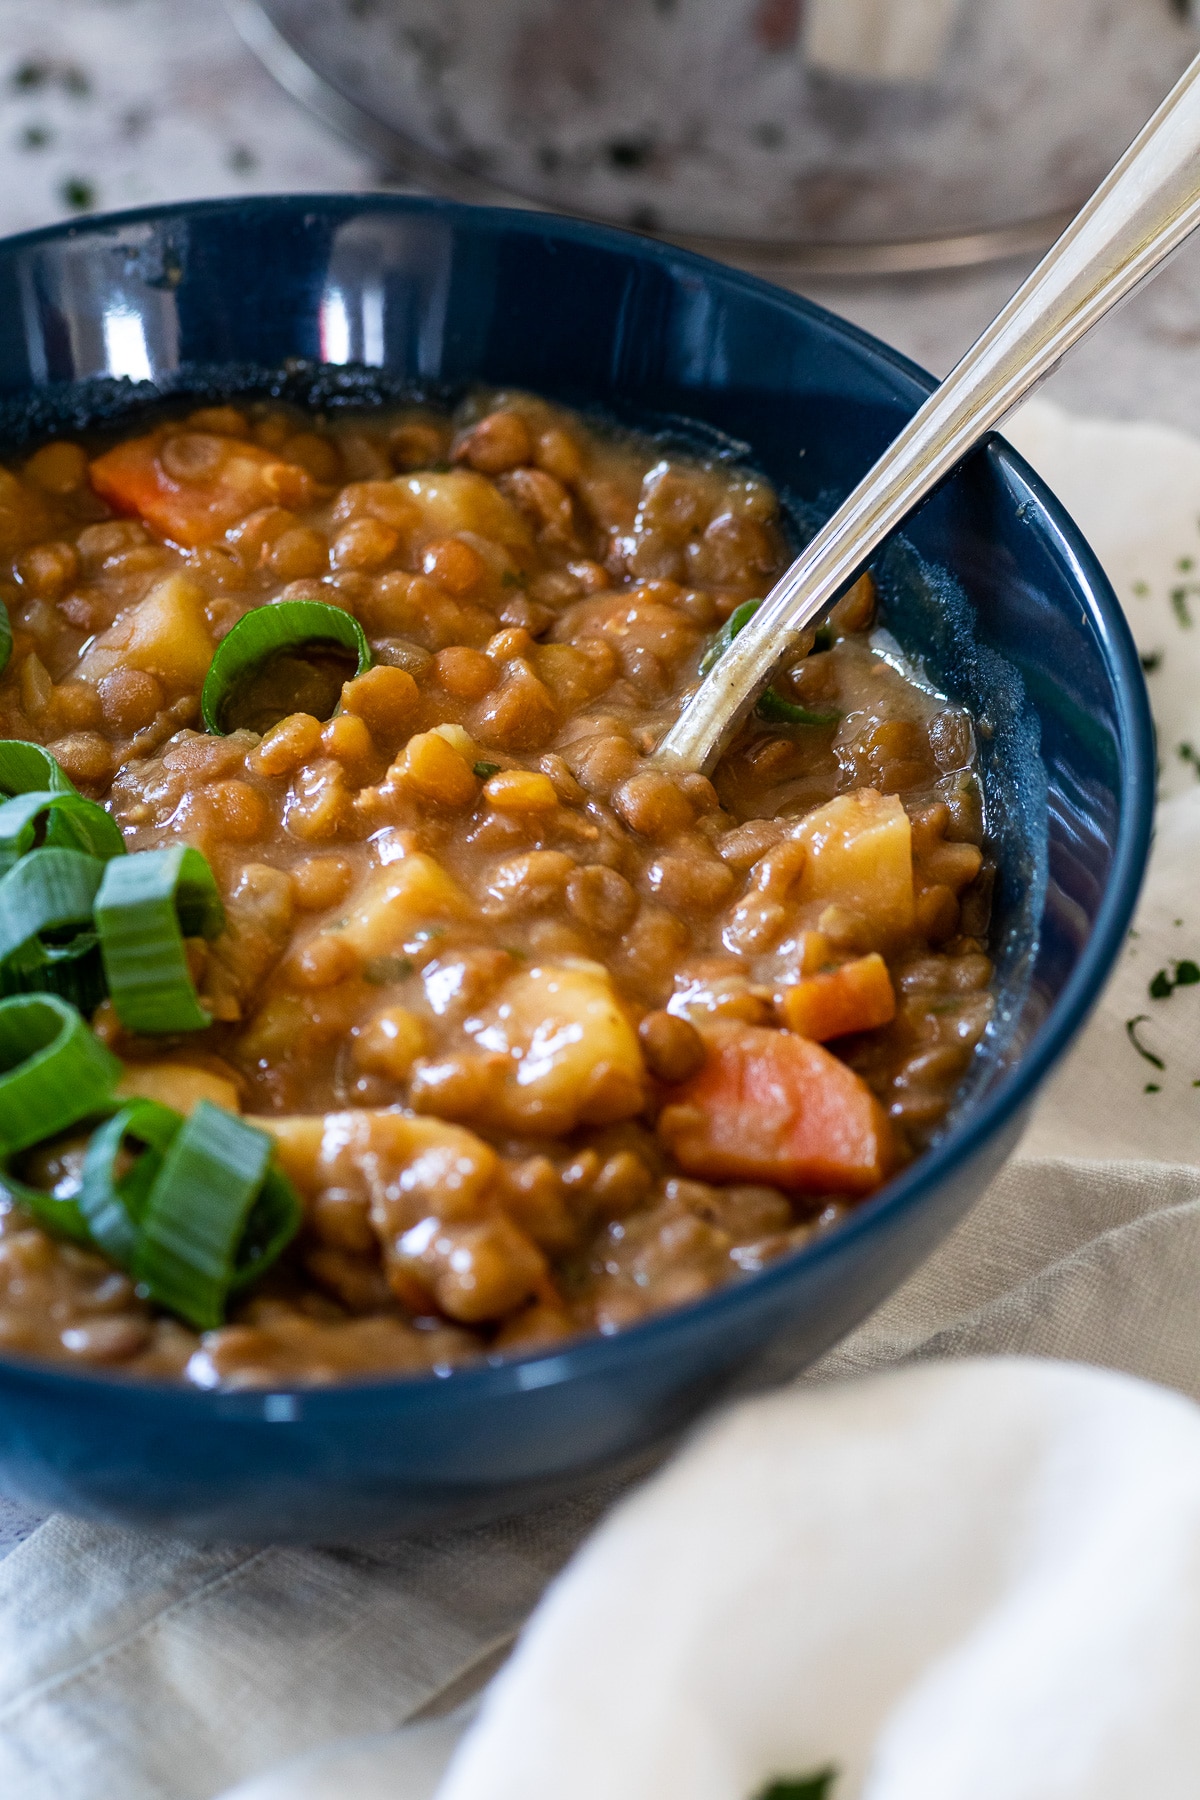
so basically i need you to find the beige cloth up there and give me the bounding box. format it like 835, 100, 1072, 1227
2, 398, 1198, 1799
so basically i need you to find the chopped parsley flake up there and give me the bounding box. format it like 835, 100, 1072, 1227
60, 177, 95, 212
1150, 960, 1200, 999
755, 1773, 837, 1800
1126, 1014, 1165, 1070
1140, 650, 1162, 674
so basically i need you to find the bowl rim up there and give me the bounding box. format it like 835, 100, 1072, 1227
0, 192, 1156, 1413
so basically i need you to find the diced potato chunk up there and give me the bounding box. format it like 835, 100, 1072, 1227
791, 789, 914, 945
75, 573, 214, 692
116, 1062, 240, 1116
323, 853, 472, 961
466, 959, 646, 1135
400, 469, 533, 556
266, 1106, 499, 1256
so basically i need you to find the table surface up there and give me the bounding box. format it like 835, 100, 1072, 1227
0, 0, 1197, 1557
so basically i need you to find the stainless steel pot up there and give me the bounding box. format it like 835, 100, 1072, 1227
233, 0, 1199, 272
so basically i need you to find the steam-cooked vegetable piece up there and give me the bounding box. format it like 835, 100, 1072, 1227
657, 1020, 894, 1194
462, 959, 646, 1134
790, 789, 915, 946
89, 428, 316, 546
319, 853, 472, 962
265, 1105, 547, 1323
115, 1061, 241, 1117
780, 952, 896, 1041
75, 573, 215, 692
400, 469, 534, 556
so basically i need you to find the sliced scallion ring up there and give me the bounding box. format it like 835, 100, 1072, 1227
0, 789, 125, 878
0, 848, 105, 988
754, 688, 840, 729
0, 740, 76, 796
0, 992, 121, 1158
699, 599, 761, 678
201, 600, 372, 735
134, 1100, 301, 1329
700, 600, 841, 728
79, 1097, 182, 1268
95, 846, 224, 1035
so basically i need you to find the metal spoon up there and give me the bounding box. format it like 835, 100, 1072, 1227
656, 51, 1200, 774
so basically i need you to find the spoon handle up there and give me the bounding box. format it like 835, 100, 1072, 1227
657, 51, 1200, 774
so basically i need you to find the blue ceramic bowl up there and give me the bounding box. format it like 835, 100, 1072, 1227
0, 196, 1152, 1541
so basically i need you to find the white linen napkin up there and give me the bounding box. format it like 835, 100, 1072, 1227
3, 398, 1200, 1800
435, 1358, 1200, 1800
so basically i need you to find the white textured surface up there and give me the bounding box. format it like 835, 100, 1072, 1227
437, 1362, 1200, 1800
0, 0, 372, 236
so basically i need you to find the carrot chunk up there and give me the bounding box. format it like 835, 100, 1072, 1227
657, 1020, 894, 1195
780, 952, 896, 1042
89, 429, 316, 548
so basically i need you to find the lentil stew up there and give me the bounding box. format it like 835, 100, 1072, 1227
0, 392, 995, 1386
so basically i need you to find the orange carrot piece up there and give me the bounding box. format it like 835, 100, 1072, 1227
89, 429, 315, 548
780, 952, 896, 1042
658, 1020, 895, 1196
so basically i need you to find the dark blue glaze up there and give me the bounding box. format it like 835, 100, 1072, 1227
0, 197, 1153, 1541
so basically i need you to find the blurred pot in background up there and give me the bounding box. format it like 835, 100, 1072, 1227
234, 0, 1198, 271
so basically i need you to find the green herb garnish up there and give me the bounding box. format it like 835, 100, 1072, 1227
473, 761, 502, 779
754, 1769, 837, 1800
201, 600, 372, 735
1149, 959, 1200, 999
701, 602, 840, 728
1126, 1014, 1165, 1070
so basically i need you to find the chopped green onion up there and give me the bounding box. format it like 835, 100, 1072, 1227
0, 789, 124, 878
754, 689, 840, 728
0, 739, 76, 796
0, 992, 121, 1157
79, 1097, 182, 1267
95, 846, 224, 1034
472, 760, 501, 779
0, 1167, 91, 1246
699, 599, 761, 676
701, 601, 840, 727
201, 600, 373, 735
134, 1101, 301, 1329
0, 848, 105, 995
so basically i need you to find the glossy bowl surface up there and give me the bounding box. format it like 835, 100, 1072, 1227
0, 196, 1153, 1540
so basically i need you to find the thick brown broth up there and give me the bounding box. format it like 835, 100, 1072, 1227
0, 394, 994, 1385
